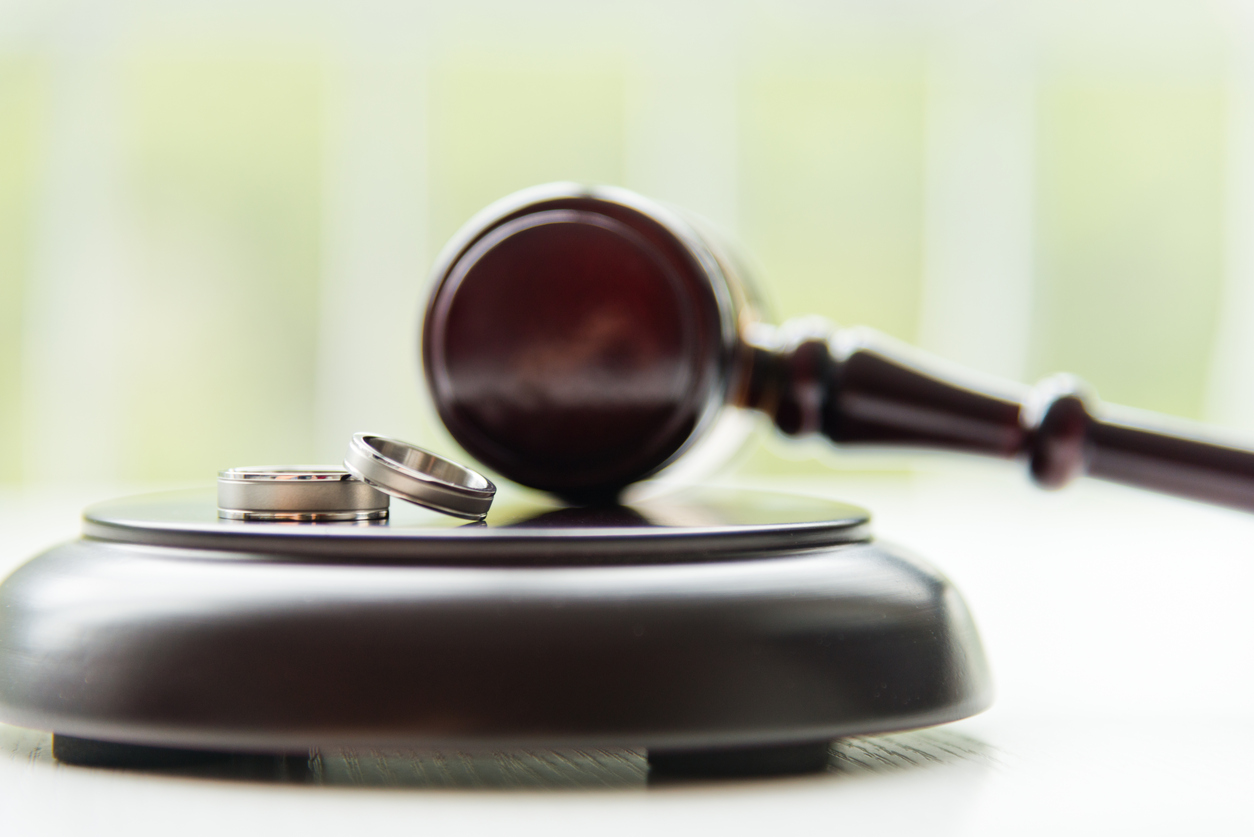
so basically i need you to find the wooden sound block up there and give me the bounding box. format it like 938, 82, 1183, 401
0, 485, 990, 776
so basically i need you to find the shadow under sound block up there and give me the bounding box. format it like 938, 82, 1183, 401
0, 485, 991, 778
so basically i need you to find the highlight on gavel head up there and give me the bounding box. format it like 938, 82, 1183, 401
423, 183, 748, 500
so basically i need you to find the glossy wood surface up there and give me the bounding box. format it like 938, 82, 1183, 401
754, 329, 1254, 511
0, 488, 987, 754
424, 186, 732, 500
425, 184, 1254, 510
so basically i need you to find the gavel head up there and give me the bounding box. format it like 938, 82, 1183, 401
422, 183, 757, 500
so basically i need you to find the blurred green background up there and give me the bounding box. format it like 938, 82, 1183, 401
0, 0, 1251, 488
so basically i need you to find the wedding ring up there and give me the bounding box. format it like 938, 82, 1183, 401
344, 433, 496, 519
218, 466, 390, 521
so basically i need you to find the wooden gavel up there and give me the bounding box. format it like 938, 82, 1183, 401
423, 182, 1254, 507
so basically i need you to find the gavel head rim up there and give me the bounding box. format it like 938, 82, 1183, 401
422, 183, 744, 500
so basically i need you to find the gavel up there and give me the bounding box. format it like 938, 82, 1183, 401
423, 182, 1254, 507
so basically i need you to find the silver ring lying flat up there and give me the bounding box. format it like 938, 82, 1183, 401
344, 433, 496, 519
218, 466, 390, 521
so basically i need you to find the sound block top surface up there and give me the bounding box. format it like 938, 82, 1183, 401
1, 485, 990, 752
83, 485, 871, 565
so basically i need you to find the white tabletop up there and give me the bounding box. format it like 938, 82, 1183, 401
2, 465, 1251, 835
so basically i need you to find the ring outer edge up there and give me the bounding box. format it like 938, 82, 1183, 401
343, 441, 494, 520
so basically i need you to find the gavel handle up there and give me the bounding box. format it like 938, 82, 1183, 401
746, 326, 1254, 511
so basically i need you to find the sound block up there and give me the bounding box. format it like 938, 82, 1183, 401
0, 485, 991, 776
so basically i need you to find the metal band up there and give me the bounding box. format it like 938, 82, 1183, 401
344, 434, 496, 519
217, 466, 389, 522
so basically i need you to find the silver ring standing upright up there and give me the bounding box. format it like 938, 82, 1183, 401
218, 467, 390, 521
344, 433, 496, 519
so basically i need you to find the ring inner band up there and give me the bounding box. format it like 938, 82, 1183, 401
367, 438, 492, 491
